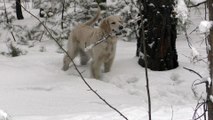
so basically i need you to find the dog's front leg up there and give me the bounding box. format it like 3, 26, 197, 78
91, 60, 102, 79
79, 49, 90, 65
104, 57, 114, 73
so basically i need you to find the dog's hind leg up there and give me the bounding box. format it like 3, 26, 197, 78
79, 49, 90, 65
62, 42, 79, 71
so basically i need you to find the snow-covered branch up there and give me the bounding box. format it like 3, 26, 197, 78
175, 0, 189, 24
199, 20, 213, 33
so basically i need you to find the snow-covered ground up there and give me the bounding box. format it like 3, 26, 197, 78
0, 3, 209, 120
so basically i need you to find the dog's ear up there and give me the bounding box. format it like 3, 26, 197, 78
100, 19, 111, 33
119, 16, 123, 23
119, 16, 123, 20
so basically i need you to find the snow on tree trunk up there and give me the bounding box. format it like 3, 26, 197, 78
16, 0, 24, 20
208, 0, 213, 119
138, 0, 178, 71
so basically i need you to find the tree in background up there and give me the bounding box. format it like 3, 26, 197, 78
138, 0, 179, 71
96, 0, 106, 10
207, 0, 213, 119
16, 0, 24, 19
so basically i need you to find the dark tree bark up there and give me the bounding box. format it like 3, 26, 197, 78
16, 0, 24, 20
96, 0, 106, 3
95, 0, 106, 10
207, 0, 213, 119
61, 1, 65, 30
138, 0, 178, 71
39, 8, 44, 18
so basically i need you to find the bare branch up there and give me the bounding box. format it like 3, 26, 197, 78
188, 1, 207, 8
193, 96, 207, 120
183, 67, 203, 78
85, 34, 111, 52
189, 26, 199, 35
191, 79, 202, 97
3, 0, 17, 42
184, 28, 192, 49
184, 67, 209, 120
138, 1, 152, 120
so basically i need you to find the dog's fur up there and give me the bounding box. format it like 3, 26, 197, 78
62, 7, 123, 79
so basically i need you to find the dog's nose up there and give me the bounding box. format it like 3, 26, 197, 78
119, 26, 123, 30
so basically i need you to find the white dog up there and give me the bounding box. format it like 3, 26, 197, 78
62, 7, 123, 79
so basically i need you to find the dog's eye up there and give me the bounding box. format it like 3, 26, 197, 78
111, 22, 116, 24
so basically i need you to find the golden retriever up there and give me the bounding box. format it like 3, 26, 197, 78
62, 7, 123, 79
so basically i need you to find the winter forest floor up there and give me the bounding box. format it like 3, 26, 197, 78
0, 3, 210, 120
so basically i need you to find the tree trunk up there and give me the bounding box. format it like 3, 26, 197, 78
208, 0, 213, 119
96, 0, 106, 10
61, 0, 65, 30
138, 0, 178, 71
16, 0, 24, 20
39, 8, 44, 18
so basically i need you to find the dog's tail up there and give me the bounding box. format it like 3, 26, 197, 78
84, 6, 101, 26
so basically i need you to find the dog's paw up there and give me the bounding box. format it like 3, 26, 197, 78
62, 65, 69, 71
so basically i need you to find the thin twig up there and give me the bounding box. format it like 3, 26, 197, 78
85, 34, 111, 52
18, 3, 128, 120
185, 67, 209, 120
203, 100, 207, 120
189, 26, 199, 35
187, 1, 207, 8
193, 96, 205, 120
191, 79, 201, 97
139, 1, 152, 120
3, 0, 16, 42
183, 67, 203, 78
193, 109, 208, 120
184, 27, 192, 49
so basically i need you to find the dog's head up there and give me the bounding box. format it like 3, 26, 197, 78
100, 16, 123, 36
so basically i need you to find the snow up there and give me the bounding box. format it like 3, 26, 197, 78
190, 47, 200, 62
0, 2, 210, 120
175, 0, 189, 24
207, 77, 212, 88
211, 95, 213, 103
199, 20, 213, 33
0, 109, 11, 120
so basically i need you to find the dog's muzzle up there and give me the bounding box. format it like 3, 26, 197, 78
112, 29, 122, 36
119, 26, 123, 30
113, 26, 124, 36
